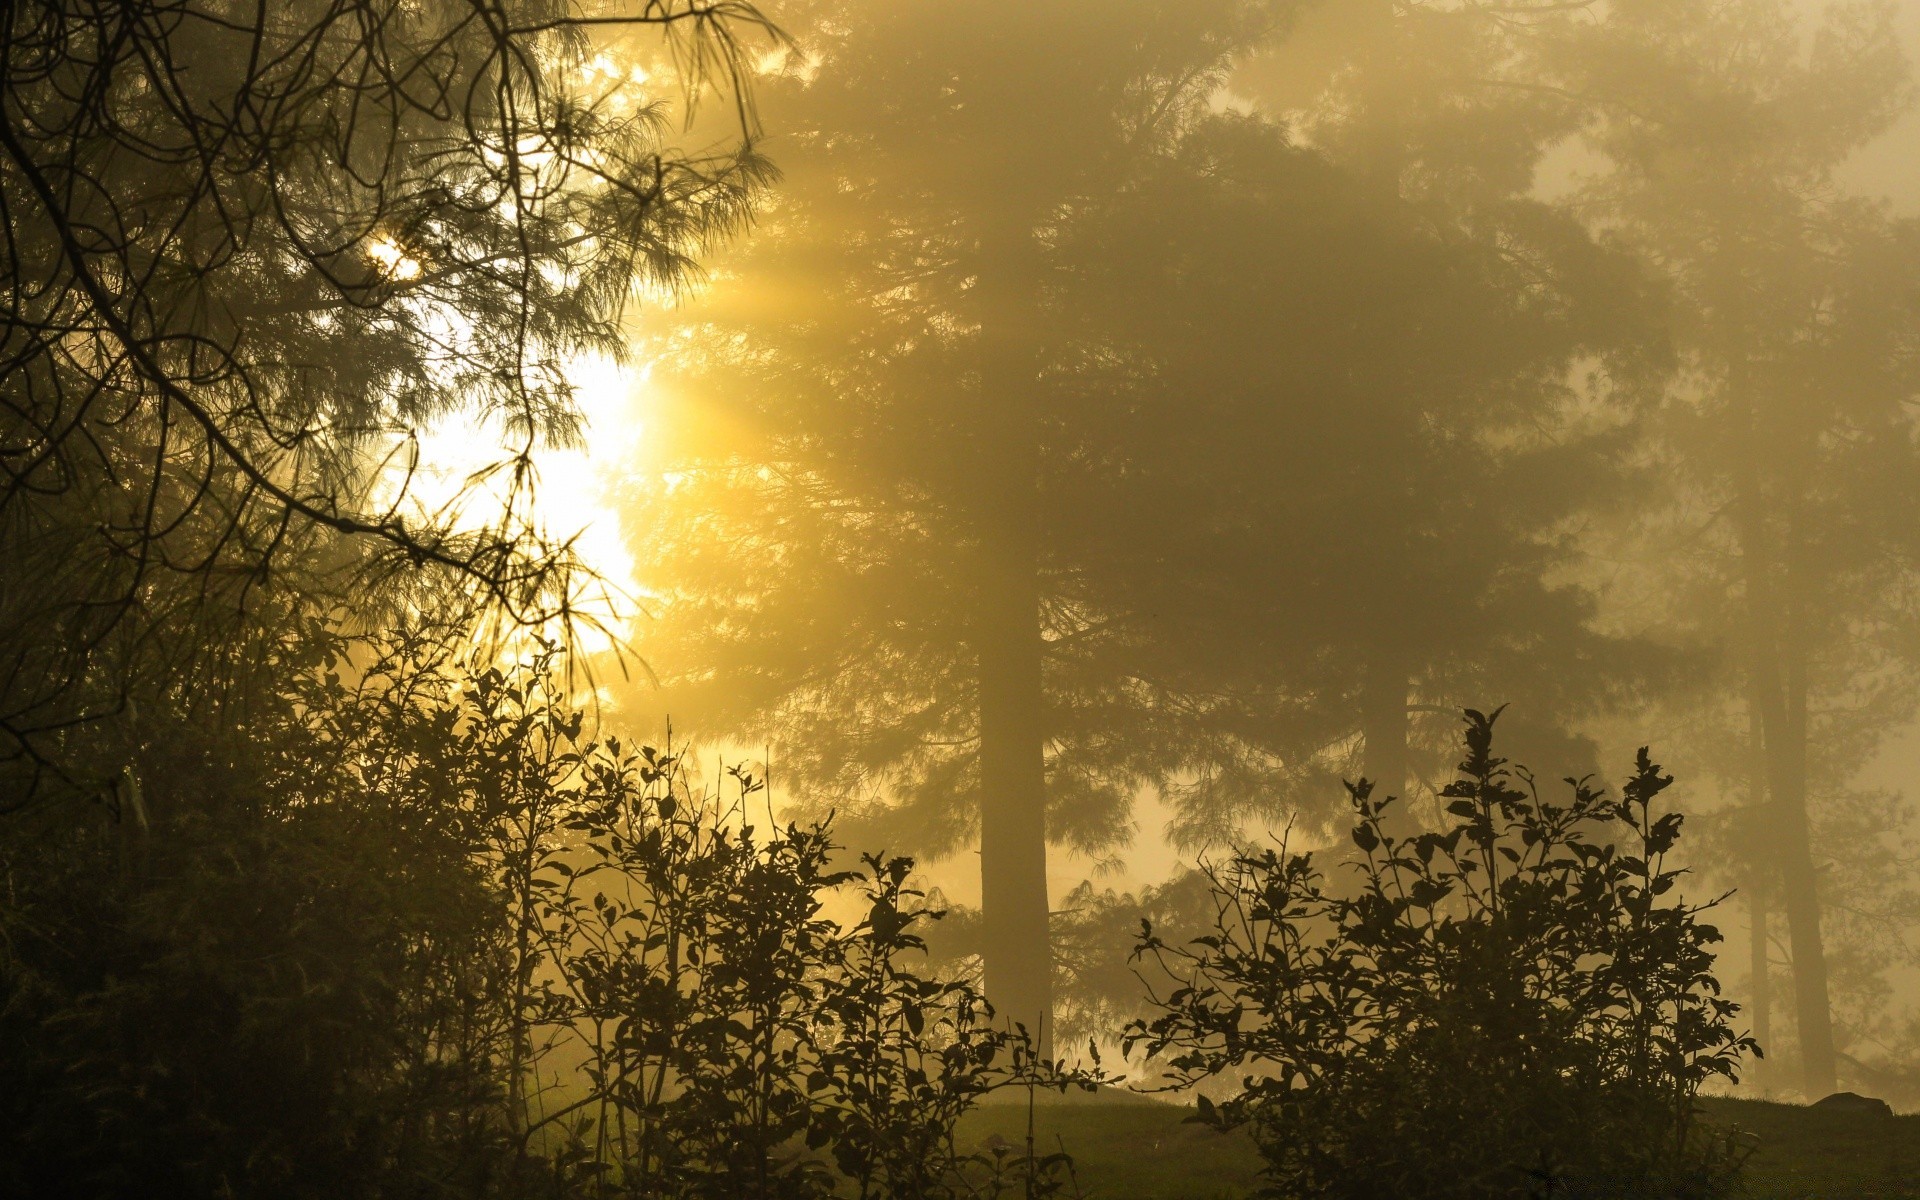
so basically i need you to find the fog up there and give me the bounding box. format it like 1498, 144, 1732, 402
595, 0, 1920, 1099
5, 0, 1920, 1194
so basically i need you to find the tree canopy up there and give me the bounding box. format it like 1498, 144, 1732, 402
620, 0, 1668, 1034
0, 0, 774, 805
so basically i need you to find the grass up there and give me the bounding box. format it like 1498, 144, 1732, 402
1698, 1096, 1920, 1199
953, 1092, 1920, 1199
959, 1091, 1259, 1200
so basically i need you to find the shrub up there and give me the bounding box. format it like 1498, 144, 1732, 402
0, 628, 1097, 1199
1124, 708, 1759, 1200
477, 663, 1097, 1198
0, 622, 517, 1199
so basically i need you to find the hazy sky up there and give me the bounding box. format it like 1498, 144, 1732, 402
1842, 0, 1920, 209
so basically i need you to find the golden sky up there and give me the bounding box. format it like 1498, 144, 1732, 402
1842, 0, 1920, 210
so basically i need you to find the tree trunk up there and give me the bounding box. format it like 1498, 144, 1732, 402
1749, 647, 1835, 1097
1735, 440, 1836, 1097
1362, 648, 1413, 836
972, 232, 1053, 1057
976, 540, 1052, 1056
1746, 696, 1772, 1087
1773, 609, 1835, 1096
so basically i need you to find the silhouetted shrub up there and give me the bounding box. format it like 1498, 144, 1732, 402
1125, 708, 1759, 1200
0, 622, 517, 1200
0, 630, 1096, 1199
471, 655, 1097, 1198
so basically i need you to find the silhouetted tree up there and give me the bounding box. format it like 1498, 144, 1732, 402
1060, 107, 1663, 845
1565, 0, 1920, 1096
618, 0, 1304, 1049
623, 0, 1667, 1041
1203, 0, 1672, 829
0, 0, 774, 807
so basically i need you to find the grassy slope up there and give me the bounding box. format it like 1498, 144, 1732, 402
1699, 1097, 1920, 1199
953, 1094, 1920, 1199
957, 1098, 1260, 1200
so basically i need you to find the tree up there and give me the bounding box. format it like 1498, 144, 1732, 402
620, 0, 1301, 1046
1055, 103, 1663, 845
0, 0, 774, 806
623, 0, 1665, 1040
1563, 0, 1920, 1096
1196, 0, 1673, 832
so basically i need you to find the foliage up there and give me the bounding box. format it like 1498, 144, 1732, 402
0, 627, 1100, 1198
619, 2, 1662, 1041
0, 0, 775, 804
0, 620, 513, 1197
462, 652, 1104, 1198
618, 0, 1309, 1042
1125, 709, 1759, 1200
1556, 0, 1920, 1094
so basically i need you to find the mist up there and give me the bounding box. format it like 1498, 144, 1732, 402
4, 1, 1920, 1197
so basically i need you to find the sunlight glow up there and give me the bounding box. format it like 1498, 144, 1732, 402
580, 52, 651, 88
392, 353, 650, 652
366, 236, 422, 281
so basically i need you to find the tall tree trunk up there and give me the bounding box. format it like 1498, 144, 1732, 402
976, 535, 1052, 1055
1773, 602, 1835, 1095
973, 234, 1053, 1056
1362, 648, 1413, 836
1735, 433, 1836, 1096
1751, 638, 1833, 1098
1746, 696, 1772, 1087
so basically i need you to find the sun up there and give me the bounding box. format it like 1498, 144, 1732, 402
383, 352, 649, 652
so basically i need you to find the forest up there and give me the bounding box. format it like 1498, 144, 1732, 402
3, 0, 1919, 1197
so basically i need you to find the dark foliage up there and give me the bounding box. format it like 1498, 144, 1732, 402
0, 628, 1098, 1199
1125, 708, 1760, 1200
0, 0, 773, 805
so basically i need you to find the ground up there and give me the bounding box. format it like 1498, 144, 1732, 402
955, 1093, 1920, 1198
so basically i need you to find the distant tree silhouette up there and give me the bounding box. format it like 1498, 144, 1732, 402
1064, 106, 1664, 845
1095, 0, 1671, 840
619, 0, 1303, 1047
619, 0, 1656, 1043
1565, 0, 1920, 1097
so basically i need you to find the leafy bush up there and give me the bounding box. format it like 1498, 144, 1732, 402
1124, 709, 1759, 1200
0, 629, 1096, 1199
466, 655, 1096, 1198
